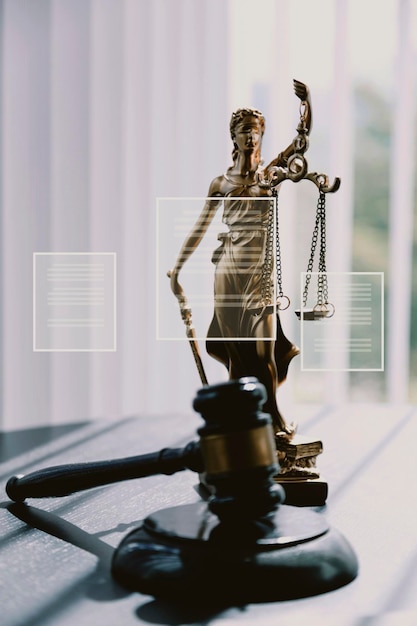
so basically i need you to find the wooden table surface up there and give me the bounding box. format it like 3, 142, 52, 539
1, 403, 417, 626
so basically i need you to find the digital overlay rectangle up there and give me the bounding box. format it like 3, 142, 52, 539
33, 252, 117, 352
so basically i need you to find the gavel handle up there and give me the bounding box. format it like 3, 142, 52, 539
6, 440, 203, 502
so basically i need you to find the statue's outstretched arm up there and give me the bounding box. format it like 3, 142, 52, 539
266, 79, 312, 170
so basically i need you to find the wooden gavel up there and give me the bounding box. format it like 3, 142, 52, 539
5, 378, 359, 603
6, 440, 203, 502
6, 377, 284, 521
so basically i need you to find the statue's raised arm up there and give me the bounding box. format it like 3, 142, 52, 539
264, 79, 312, 174
294, 78, 312, 129
293, 78, 310, 109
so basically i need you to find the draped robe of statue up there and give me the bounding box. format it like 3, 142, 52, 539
206, 176, 298, 432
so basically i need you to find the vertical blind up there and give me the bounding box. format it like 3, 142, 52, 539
0, 0, 230, 429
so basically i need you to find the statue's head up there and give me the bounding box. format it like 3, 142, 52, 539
229, 108, 265, 164
229, 108, 265, 140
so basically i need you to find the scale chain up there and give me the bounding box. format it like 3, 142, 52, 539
260, 189, 288, 311
274, 189, 285, 300
302, 190, 328, 308
260, 196, 275, 307
318, 190, 328, 305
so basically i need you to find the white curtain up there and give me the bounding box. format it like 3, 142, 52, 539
1, 0, 415, 431
387, 0, 416, 402
0, 0, 230, 430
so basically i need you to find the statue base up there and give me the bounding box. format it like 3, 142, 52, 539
274, 476, 328, 506
274, 433, 327, 506
111, 502, 358, 604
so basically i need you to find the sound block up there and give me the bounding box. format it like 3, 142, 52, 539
274, 476, 328, 506
112, 502, 358, 604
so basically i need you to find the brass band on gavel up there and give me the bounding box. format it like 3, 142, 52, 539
199, 423, 277, 476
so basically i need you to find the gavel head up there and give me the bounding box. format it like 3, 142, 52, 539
193, 377, 285, 528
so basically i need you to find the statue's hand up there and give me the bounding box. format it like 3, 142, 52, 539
293, 79, 309, 102
168, 269, 185, 302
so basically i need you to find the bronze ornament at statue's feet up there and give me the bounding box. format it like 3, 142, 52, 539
275, 422, 297, 441
273, 432, 327, 505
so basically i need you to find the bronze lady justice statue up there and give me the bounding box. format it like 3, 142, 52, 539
170, 80, 311, 443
